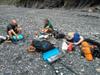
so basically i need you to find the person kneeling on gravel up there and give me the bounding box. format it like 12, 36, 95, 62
65, 32, 93, 61
65, 32, 100, 61
7, 19, 22, 38
41, 19, 54, 33
66, 32, 84, 45
27, 39, 55, 53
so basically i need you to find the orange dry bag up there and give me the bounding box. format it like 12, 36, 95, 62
81, 41, 93, 61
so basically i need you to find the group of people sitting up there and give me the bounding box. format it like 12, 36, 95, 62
0, 19, 100, 61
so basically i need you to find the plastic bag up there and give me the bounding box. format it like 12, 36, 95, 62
62, 39, 68, 52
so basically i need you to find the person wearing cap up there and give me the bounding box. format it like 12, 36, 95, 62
66, 32, 84, 45
7, 19, 22, 38
42, 19, 54, 33
66, 32, 93, 61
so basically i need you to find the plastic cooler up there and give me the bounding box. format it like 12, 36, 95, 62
42, 48, 62, 63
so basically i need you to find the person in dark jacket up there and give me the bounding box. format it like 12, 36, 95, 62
7, 19, 22, 38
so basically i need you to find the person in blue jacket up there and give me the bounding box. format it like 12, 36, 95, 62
66, 32, 100, 59
66, 32, 84, 45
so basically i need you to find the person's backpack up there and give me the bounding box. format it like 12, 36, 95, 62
0, 36, 6, 44
41, 40, 55, 52
92, 47, 100, 58
84, 38, 100, 59
33, 40, 55, 52
52, 30, 65, 39
0, 39, 5, 44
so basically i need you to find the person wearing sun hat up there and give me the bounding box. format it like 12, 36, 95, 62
66, 32, 84, 45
